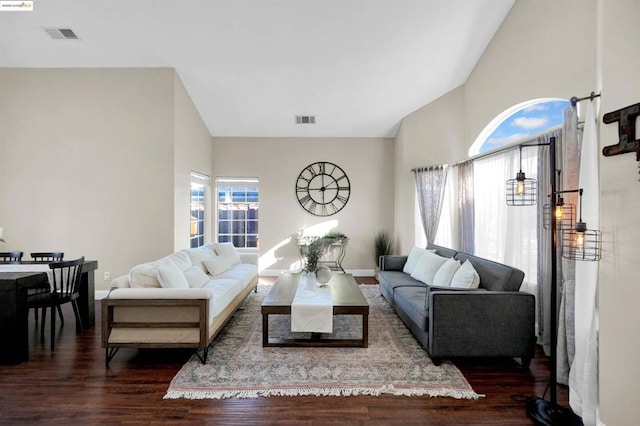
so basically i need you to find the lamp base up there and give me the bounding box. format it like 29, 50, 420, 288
526, 398, 583, 426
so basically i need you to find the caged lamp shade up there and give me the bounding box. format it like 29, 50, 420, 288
543, 196, 576, 230
506, 146, 537, 206
561, 189, 602, 262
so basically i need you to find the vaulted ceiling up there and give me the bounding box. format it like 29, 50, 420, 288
0, 0, 514, 137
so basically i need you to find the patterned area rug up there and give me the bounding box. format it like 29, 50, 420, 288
165, 284, 480, 400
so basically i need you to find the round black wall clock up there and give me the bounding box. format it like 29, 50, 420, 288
295, 161, 351, 216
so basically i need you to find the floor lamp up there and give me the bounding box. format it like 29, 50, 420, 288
508, 136, 600, 425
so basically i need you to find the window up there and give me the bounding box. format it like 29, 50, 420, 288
472, 148, 538, 287
216, 178, 259, 248
469, 99, 570, 155
432, 99, 571, 288
190, 172, 210, 248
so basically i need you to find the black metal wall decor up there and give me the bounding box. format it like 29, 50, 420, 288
602, 102, 640, 165
295, 161, 351, 216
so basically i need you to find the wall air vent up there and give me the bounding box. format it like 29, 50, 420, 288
43, 28, 80, 40
295, 115, 316, 124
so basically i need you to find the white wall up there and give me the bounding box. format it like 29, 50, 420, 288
211, 137, 395, 274
0, 68, 210, 290
465, 0, 597, 145
597, 1, 640, 423
394, 85, 466, 253
173, 74, 213, 251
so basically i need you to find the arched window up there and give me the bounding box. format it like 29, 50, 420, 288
469, 98, 570, 156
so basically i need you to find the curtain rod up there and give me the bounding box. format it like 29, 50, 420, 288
411, 125, 562, 172
570, 91, 601, 106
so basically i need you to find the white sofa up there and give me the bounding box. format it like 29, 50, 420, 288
101, 243, 258, 365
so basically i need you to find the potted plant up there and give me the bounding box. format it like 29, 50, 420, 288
373, 231, 393, 279
303, 237, 325, 273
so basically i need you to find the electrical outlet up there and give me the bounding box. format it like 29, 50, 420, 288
103, 271, 111, 280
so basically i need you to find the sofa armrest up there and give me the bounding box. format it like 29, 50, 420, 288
107, 288, 212, 300
380, 255, 407, 271
427, 291, 535, 358
424, 285, 485, 309
239, 252, 259, 265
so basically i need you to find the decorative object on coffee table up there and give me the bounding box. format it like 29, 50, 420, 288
302, 237, 325, 273
315, 265, 332, 286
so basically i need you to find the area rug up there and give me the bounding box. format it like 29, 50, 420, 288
164, 284, 480, 400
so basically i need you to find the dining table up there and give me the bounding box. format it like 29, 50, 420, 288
0, 259, 98, 364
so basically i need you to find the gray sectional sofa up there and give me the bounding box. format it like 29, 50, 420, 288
378, 244, 535, 367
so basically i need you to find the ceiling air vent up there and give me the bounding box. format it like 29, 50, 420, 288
44, 28, 80, 40
295, 115, 316, 125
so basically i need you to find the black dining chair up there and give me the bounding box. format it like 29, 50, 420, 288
31, 252, 64, 262
0, 251, 23, 263
29, 253, 66, 324
27, 257, 85, 351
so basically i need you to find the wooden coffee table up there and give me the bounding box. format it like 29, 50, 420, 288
261, 273, 369, 348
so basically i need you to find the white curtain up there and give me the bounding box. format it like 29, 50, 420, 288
414, 165, 449, 246
473, 148, 538, 288
434, 166, 457, 249
570, 101, 599, 425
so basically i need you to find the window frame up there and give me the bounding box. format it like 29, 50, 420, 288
469, 98, 570, 156
190, 171, 210, 248
215, 177, 259, 249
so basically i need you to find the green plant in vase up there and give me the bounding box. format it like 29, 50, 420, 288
303, 238, 325, 273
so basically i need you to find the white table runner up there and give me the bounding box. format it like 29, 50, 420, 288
291, 274, 333, 333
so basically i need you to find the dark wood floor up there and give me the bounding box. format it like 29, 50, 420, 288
0, 277, 568, 425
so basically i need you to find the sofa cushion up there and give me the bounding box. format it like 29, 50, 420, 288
410, 252, 448, 285
203, 256, 232, 276
432, 258, 462, 287
394, 286, 429, 330
453, 253, 523, 291
182, 265, 210, 288
214, 242, 241, 266
157, 262, 190, 289
378, 270, 426, 292
426, 244, 458, 259
202, 278, 243, 323
129, 263, 162, 288
161, 251, 192, 272
450, 259, 481, 289
215, 263, 259, 290
402, 246, 436, 274
129, 251, 192, 288
183, 245, 217, 271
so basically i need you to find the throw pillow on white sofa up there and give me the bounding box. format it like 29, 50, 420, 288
129, 251, 192, 288
410, 251, 448, 285
156, 261, 190, 289
432, 258, 462, 287
183, 244, 217, 271
214, 242, 241, 266
203, 255, 232, 276
450, 260, 481, 289
182, 265, 210, 288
